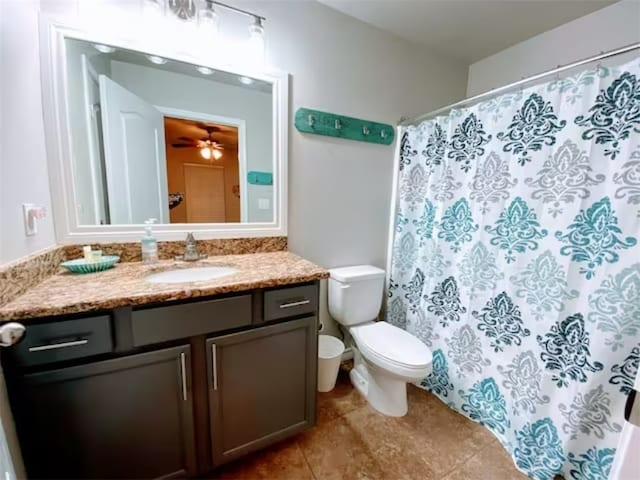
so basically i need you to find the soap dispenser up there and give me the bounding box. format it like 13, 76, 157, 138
141, 218, 158, 265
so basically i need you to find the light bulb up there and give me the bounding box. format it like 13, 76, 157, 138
200, 146, 212, 160
212, 148, 223, 160
247, 16, 265, 69
94, 44, 116, 53
147, 55, 168, 65
198, 0, 220, 34
249, 16, 264, 39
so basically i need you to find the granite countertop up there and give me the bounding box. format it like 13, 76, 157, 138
0, 252, 329, 321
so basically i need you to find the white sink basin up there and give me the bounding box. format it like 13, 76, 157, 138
145, 266, 238, 284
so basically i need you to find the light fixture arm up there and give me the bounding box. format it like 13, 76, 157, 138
207, 0, 265, 22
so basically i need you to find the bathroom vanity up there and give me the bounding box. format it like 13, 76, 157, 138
0, 252, 326, 479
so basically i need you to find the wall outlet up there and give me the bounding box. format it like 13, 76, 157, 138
258, 198, 270, 210
23, 204, 46, 236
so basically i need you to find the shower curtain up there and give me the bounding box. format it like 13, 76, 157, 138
388, 56, 640, 480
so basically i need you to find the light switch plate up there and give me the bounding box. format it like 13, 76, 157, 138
258, 198, 270, 210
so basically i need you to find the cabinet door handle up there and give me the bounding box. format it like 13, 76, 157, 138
211, 343, 218, 391
28, 339, 88, 352
180, 352, 188, 402
279, 299, 310, 309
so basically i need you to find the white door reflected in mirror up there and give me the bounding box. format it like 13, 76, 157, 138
100, 75, 169, 224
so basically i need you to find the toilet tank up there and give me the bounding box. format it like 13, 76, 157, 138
328, 265, 385, 326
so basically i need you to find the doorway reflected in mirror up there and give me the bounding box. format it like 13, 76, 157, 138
164, 117, 240, 223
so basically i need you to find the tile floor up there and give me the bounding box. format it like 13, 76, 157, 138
212, 364, 528, 480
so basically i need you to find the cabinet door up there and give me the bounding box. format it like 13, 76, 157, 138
13, 345, 197, 479
207, 316, 317, 466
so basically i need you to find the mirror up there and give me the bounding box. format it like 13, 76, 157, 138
64, 38, 274, 225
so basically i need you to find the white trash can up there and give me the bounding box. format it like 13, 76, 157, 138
317, 335, 345, 392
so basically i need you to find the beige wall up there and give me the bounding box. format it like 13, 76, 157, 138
467, 1, 640, 95
166, 147, 240, 223
0, 0, 56, 264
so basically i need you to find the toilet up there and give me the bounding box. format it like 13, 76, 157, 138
328, 265, 432, 417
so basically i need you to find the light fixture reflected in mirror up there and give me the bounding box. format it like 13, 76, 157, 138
239, 76, 253, 85
93, 44, 116, 53
196, 66, 214, 75
147, 55, 168, 65
200, 146, 212, 160
200, 146, 223, 160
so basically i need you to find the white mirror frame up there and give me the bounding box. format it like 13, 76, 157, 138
39, 16, 288, 244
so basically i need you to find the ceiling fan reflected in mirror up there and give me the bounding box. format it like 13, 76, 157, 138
171, 124, 225, 160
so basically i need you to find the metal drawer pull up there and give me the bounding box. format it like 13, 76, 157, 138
180, 352, 188, 402
28, 339, 88, 352
211, 344, 218, 391
279, 299, 310, 309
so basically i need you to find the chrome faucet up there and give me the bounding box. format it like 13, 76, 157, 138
176, 233, 208, 262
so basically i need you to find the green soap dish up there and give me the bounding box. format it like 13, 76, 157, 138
61, 256, 120, 274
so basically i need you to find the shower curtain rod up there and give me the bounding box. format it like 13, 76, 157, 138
398, 42, 640, 127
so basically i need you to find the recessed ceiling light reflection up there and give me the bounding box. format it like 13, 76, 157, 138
93, 44, 116, 53
239, 76, 253, 85
196, 66, 214, 75
147, 55, 168, 65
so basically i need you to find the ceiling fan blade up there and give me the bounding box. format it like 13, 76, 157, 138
171, 144, 194, 148
177, 136, 196, 143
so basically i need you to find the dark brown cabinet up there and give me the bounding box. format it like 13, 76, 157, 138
12, 345, 197, 479
5, 283, 320, 478
206, 316, 317, 465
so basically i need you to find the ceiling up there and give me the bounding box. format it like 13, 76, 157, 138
164, 117, 239, 148
317, 0, 617, 62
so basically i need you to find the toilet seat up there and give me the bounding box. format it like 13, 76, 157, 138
350, 322, 432, 378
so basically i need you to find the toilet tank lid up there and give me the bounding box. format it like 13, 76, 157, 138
329, 265, 385, 283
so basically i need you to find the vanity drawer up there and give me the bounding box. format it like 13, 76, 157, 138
11, 316, 113, 367
264, 284, 318, 321
131, 295, 252, 346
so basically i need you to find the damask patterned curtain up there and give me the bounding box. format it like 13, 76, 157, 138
388, 57, 640, 480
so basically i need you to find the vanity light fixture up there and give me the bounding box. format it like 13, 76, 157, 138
93, 44, 116, 54
196, 66, 214, 75
145, 0, 266, 69
239, 76, 253, 85
147, 55, 168, 65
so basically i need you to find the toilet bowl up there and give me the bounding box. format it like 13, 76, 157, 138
328, 265, 432, 417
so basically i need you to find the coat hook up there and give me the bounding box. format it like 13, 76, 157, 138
362, 125, 370, 136
335, 119, 342, 130
308, 114, 315, 127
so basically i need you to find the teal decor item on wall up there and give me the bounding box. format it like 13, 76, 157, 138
247, 171, 273, 185
294, 108, 395, 145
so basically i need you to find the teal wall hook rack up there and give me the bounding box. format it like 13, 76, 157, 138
294, 108, 395, 146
